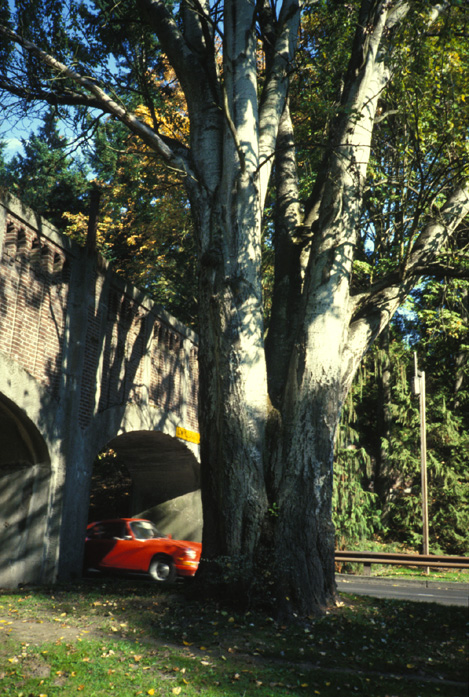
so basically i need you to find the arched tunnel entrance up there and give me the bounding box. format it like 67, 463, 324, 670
88, 431, 202, 542
0, 394, 52, 586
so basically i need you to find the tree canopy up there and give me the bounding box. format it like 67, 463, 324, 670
0, 0, 468, 619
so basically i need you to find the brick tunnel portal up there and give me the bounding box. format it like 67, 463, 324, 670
90, 431, 203, 543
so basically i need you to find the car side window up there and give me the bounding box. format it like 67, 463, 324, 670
106, 522, 126, 539
130, 521, 161, 540
89, 522, 126, 539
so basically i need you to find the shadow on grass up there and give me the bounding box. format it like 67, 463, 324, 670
0, 578, 467, 697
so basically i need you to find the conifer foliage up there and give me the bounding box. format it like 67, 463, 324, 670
333, 288, 469, 556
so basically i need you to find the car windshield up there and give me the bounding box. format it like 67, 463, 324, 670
129, 520, 165, 540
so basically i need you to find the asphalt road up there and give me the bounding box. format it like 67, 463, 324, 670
336, 574, 469, 607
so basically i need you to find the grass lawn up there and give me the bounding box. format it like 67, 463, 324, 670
0, 577, 467, 697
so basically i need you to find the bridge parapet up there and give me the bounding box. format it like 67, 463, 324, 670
0, 198, 71, 399
0, 193, 199, 433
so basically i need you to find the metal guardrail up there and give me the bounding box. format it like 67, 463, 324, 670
335, 550, 469, 574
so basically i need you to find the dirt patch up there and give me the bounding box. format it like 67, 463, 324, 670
0, 617, 103, 645
20, 654, 52, 679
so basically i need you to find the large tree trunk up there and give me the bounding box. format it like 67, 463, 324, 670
192, 0, 410, 615
134, 0, 469, 620
192, 0, 270, 595
271, 386, 340, 617
196, 188, 269, 586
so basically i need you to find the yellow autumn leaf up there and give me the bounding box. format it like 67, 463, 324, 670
172, 689, 182, 695
135, 105, 153, 126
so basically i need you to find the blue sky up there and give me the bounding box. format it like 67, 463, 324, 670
1, 113, 41, 161
2, 137, 23, 160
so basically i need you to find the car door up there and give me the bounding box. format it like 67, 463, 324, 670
86, 521, 133, 570
97, 521, 155, 572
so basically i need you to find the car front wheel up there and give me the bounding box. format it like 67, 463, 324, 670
149, 555, 176, 582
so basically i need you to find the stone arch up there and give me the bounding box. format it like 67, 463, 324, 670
0, 393, 52, 587
88, 430, 202, 543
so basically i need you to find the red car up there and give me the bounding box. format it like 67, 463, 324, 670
84, 518, 201, 582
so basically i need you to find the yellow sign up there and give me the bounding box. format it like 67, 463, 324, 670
176, 426, 200, 444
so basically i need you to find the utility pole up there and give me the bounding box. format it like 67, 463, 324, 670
412, 353, 429, 571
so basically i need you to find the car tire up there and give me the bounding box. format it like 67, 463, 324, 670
149, 555, 176, 583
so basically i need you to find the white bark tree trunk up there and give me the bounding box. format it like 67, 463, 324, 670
193, 0, 269, 576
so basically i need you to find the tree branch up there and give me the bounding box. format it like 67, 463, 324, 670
257, 0, 302, 206
136, 0, 218, 107
0, 24, 193, 178
0, 78, 105, 110
348, 183, 469, 359
411, 262, 469, 280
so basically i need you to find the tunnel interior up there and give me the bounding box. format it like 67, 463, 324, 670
0, 394, 51, 585
89, 430, 202, 542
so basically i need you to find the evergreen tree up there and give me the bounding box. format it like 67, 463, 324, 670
0, 110, 89, 231
0, 141, 9, 183
333, 288, 469, 556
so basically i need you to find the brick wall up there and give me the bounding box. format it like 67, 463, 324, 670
0, 214, 70, 400
0, 198, 199, 434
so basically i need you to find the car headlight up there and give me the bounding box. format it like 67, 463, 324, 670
182, 548, 197, 560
